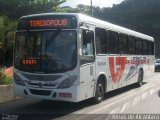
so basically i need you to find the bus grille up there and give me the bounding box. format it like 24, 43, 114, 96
28, 83, 56, 87
30, 89, 52, 96
22, 73, 62, 81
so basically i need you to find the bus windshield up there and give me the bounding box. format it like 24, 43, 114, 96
14, 30, 77, 73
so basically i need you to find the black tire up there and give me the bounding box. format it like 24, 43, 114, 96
93, 81, 104, 104
136, 70, 143, 87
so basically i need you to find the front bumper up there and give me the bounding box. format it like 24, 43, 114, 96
13, 82, 78, 102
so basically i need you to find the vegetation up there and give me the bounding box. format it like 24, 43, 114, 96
0, 68, 12, 85
1, 0, 160, 47
0, 0, 67, 48
0, 0, 66, 19
0, 0, 67, 66
62, 0, 160, 57
0, 0, 160, 64
0, 16, 17, 48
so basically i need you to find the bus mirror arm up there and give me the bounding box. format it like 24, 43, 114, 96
80, 22, 89, 29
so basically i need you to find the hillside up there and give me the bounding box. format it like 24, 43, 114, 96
62, 0, 160, 57
100, 0, 160, 34
97, 0, 160, 57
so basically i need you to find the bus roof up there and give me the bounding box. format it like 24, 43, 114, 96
20, 13, 154, 42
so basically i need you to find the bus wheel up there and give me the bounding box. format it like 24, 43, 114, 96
94, 81, 104, 104
136, 70, 143, 87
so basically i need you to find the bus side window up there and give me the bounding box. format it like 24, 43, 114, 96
95, 28, 107, 54
119, 33, 128, 54
128, 36, 136, 55
136, 38, 143, 55
148, 41, 154, 55
80, 29, 95, 65
151, 42, 154, 55
107, 30, 119, 54
142, 40, 148, 55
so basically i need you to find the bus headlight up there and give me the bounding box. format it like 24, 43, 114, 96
14, 73, 26, 86
58, 76, 77, 89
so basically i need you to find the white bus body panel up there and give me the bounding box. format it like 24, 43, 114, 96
13, 82, 78, 102
14, 13, 155, 102
13, 67, 81, 102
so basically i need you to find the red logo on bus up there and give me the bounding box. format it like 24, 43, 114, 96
109, 57, 126, 83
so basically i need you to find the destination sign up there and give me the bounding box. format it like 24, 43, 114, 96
29, 19, 68, 27
17, 15, 77, 30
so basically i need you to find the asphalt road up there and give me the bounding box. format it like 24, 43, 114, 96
0, 73, 160, 120
123, 89, 160, 114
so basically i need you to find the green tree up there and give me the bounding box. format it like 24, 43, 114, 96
0, 0, 66, 19
0, 16, 17, 48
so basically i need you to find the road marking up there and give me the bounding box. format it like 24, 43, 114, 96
70, 75, 160, 114
149, 89, 154, 95
77, 75, 160, 114
141, 92, 148, 100
101, 84, 155, 105
88, 91, 141, 114
119, 101, 130, 113
75, 83, 156, 114
75, 91, 136, 114
110, 107, 121, 114
84, 84, 156, 114
132, 96, 141, 106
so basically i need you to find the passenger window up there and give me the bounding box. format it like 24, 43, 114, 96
119, 33, 128, 54
136, 38, 143, 55
95, 28, 107, 54
151, 42, 154, 55
128, 36, 135, 54
148, 41, 152, 55
142, 40, 148, 55
107, 30, 119, 54
80, 29, 95, 65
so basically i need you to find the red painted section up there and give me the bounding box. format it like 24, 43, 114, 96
109, 57, 126, 83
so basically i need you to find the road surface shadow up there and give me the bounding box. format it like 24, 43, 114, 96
0, 82, 147, 120
104, 82, 147, 100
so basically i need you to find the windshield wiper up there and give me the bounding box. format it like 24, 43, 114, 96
45, 29, 61, 47
44, 29, 61, 55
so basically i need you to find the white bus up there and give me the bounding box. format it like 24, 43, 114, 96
13, 13, 154, 103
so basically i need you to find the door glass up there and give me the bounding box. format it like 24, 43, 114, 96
80, 29, 95, 65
